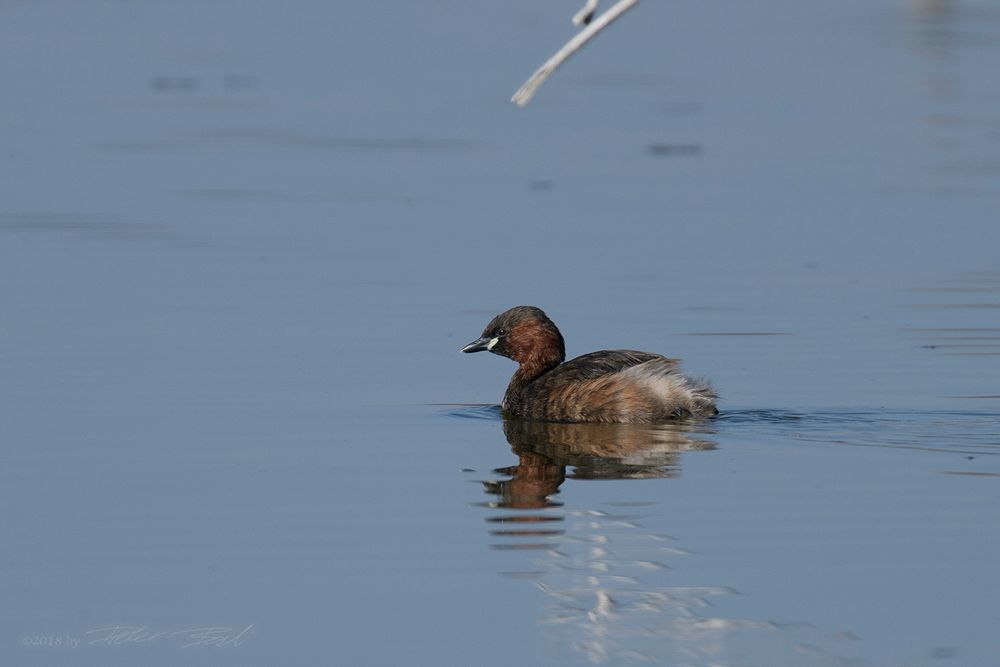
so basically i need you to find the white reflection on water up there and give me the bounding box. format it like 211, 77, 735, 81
476, 418, 864, 665
532, 511, 768, 665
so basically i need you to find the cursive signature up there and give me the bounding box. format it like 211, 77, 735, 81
85, 624, 253, 648
173, 625, 254, 648
86, 626, 168, 646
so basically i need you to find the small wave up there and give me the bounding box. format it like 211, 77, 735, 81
714, 409, 807, 424
438, 404, 503, 420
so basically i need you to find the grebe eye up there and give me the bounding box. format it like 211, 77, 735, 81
496, 328, 507, 336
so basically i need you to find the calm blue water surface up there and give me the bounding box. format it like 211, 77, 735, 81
2, 0, 999, 665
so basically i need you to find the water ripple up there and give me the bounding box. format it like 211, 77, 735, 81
718, 408, 1000, 455
438, 404, 502, 420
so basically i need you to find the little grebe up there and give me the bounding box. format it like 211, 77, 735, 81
462, 306, 718, 423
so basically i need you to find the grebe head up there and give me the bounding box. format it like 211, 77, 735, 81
461, 305, 565, 365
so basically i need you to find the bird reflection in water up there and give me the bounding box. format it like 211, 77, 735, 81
477, 419, 782, 664
484, 418, 713, 511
